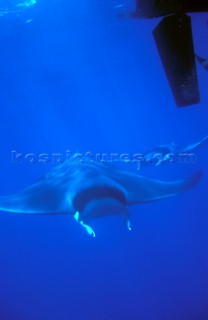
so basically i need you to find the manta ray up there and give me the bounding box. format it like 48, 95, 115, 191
0, 159, 201, 237
141, 135, 208, 168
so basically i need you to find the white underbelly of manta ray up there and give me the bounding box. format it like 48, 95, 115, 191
0, 159, 201, 237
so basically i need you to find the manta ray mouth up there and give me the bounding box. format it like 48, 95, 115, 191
72, 185, 127, 214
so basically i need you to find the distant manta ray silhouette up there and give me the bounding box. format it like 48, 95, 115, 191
0, 159, 202, 237
141, 135, 208, 168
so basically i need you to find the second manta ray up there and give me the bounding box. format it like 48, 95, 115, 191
142, 135, 208, 167
0, 159, 201, 237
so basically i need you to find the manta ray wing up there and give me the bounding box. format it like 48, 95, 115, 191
182, 136, 208, 153
0, 179, 71, 214
106, 168, 202, 205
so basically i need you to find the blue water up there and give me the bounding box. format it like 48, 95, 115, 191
0, 1, 208, 319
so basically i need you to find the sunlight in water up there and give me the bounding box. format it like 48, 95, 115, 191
0, 0, 36, 16
16, 0, 36, 8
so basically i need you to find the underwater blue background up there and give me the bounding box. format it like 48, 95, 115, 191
0, 0, 207, 319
